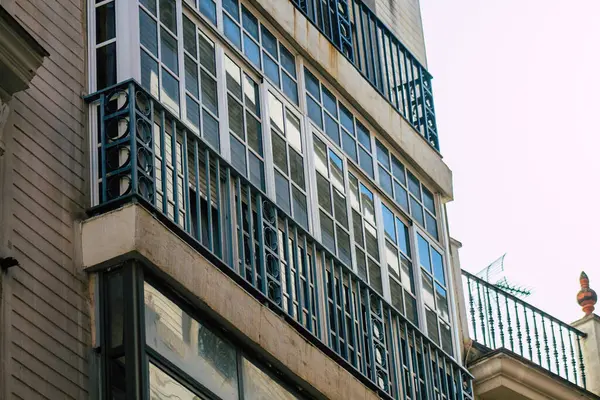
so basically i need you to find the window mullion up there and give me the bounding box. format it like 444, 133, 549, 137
305, 124, 322, 240
216, 45, 231, 160
343, 159, 358, 274
260, 83, 277, 201
410, 224, 426, 332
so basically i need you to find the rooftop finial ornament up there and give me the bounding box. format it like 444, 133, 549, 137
577, 271, 597, 316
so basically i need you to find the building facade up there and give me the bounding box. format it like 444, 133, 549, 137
0, 0, 596, 398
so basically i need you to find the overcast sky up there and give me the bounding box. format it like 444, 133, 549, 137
419, 0, 600, 323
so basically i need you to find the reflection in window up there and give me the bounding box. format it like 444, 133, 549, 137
96, 0, 117, 90
222, 1, 298, 104
149, 363, 204, 400
242, 358, 298, 400
144, 283, 239, 400
304, 68, 373, 178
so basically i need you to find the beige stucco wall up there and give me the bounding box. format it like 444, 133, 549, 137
81, 203, 381, 400
572, 314, 600, 397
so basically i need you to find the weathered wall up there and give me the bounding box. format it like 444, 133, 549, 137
0, 0, 90, 398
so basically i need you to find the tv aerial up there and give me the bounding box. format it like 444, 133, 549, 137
475, 254, 532, 298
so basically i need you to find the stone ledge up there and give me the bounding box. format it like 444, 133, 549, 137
246, 0, 454, 200
81, 203, 380, 400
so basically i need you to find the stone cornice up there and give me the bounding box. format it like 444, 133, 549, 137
0, 5, 49, 101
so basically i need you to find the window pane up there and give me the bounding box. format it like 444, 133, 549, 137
426, 307, 440, 345
198, 32, 216, 74
201, 72, 218, 115
422, 274, 434, 307
329, 150, 344, 191
199, 0, 217, 24
241, 6, 258, 39
144, 283, 239, 400
358, 148, 374, 179
405, 292, 418, 325
222, 0, 239, 19
244, 76, 260, 114
202, 110, 219, 150
423, 187, 435, 214
376, 139, 389, 169
394, 182, 409, 211
417, 234, 431, 272
386, 241, 400, 277
322, 87, 337, 117
139, 9, 157, 55
364, 223, 379, 261
227, 96, 243, 138
289, 149, 304, 188
332, 189, 348, 228
230, 135, 247, 175
431, 248, 445, 285
341, 130, 357, 162
400, 255, 414, 292
182, 15, 196, 57
149, 363, 200, 400
368, 260, 382, 294
282, 73, 299, 105
280, 44, 296, 77
246, 112, 262, 155
410, 197, 424, 226
339, 104, 354, 134
185, 56, 198, 97
348, 174, 359, 210
356, 121, 370, 150
352, 210, 363, 247
159, 0, 177, 33
379, 167, 393, 196
161, 69, 179, 113
316, 173, 332, 213
440, 322, 453, 356
304, 68, 320, 100
396, 219, 410, 257
320, 211, 335, 252
292, 187, 308, 229
264, 53, 280, 86
360, 184, 374, 224
275, 170, 290, 213
106, 271, 124, 348
141, 0, 156, 15
141, 49, 159, 97
382, 205, 395, 242
248, 153, 264, 190
389, 278, 404, 312
268, 93, 284, 132
435, 283, 449, 321
244, 34, 261, 68
356, 247, 367, 280
324, 113, 339, 145
224, 15, 241, 49
97, 43, 117, 89
313, 136, 327, 175
307, 96, 322, 129
272, 132, 288, 171
186, 95, 200, 129
337, 226, 352, 265
426, 212, 438, 240
261, 27, 278, 58
286, 110, 302, 152
407, 171, 421, 199
161, 29, 179, 73
243, 358, 297, 400
391, 156, 406, 184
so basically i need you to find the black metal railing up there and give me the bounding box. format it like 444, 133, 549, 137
462, 270, 587, 389
290, 0, 439, 150
85, 80, 472, 399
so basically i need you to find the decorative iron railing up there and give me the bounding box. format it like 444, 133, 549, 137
290, 0, 439, 150
462, 270, 587, 389
85, 80, 471, 399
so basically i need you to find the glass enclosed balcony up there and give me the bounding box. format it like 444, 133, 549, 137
85, 80, 471, 399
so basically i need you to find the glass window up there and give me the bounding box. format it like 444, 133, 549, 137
149, 363, 201, 400
243, 358, 298, 400
144, 283, 239, 400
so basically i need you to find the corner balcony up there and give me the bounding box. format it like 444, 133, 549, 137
84, 79, 470, 399
461, 270, 594, 398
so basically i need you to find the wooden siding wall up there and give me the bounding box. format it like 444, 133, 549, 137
0, 0, 90, 398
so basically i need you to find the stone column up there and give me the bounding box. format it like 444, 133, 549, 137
572, 271, 599, 396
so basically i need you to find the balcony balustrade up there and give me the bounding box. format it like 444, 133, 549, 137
85, 80, 471, 400
289, 0, 440, 150
462, 270, 587, 389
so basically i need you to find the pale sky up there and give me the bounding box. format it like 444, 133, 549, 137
420, 0, 600, 323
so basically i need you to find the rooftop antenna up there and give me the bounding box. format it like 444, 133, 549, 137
476, 254, 532, 298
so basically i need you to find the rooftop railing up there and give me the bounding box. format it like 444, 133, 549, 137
290, 0, 440, 150
85, 80, 471, 400
462, 270, 587, 389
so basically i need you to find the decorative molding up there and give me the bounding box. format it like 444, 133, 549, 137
0, 5, 48, 102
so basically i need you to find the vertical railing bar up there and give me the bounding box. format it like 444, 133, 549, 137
171, 119, 179, 225
386, 309, 399, 400
356, 279, 367, 374
389, 39, 399, 110
330, 259, 341, 354
396, 47, 408, 118
542, 315, 551, 370
321, 252, 332, 347
364, 286, 377, 382
466, 277, 477, 342
551, 323, 559, 375
293, 226, 303, 325
412, 330, 424, 400
560, 327, 568, 381
495, 288, 504, 348
99, 94, 107, 203
523, 306, 531, 359
216, 158, 224, 259
394, 318, 408, 400
182, 130, 191, 234
569, 331, 578, 385
235, 177, 245, 276
129, 83, 138, 199
160, 110, 168, 215
193, 141, 201, 241
246, 184, 256, 285
149, 98, 156, 208
339, 265, 349, 360
423, 341, 435, 400
418, 66, 429, 137
475, 280, 486, 347
348, 274, 359, 368
312, 242, 323, 340
283, 219, 294, 317
577, 334, 586, 388
484, 283, 495, 348
533, 312, 542, 365
505, 295, 513, 352
302, 235, 312, 332
204, 149, 213, 251
256, 195, 267, 295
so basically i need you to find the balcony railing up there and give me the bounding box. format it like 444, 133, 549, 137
290, 0, 440, 150
462, 270, 587, 389
85, 80, 471, 400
